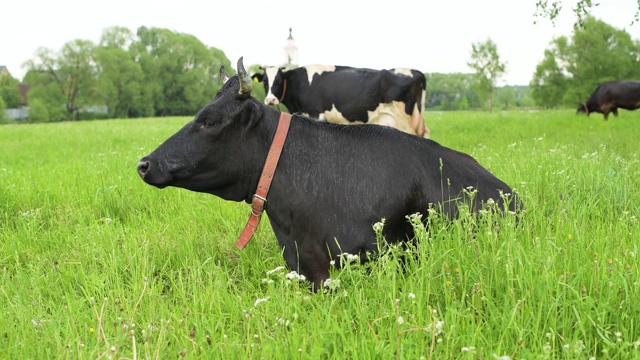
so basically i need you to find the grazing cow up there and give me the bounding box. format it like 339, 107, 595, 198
252, 64, 431, 138
577, 80, 640, 120
137, 57, 520, 291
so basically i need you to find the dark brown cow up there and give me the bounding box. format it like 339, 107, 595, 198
577, 80, 640, 120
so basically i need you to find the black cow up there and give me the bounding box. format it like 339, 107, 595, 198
138, 57, 520, 291
252, 64, 431, 138
577, 80, 640, 120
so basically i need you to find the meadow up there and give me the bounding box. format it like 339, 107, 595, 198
1, 109, 639, 359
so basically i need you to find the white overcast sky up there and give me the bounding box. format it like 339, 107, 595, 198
2, 0, 638, 85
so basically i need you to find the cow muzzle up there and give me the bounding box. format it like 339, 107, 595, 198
137, 157, 170, 188
264, 95, 279, 106
137, 159, 151, 178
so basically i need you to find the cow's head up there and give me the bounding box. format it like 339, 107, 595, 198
251, 66, 286, 106
137, 57, 262, 202
576, 103, 589, 115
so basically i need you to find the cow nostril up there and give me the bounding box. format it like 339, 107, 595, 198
137, 160, 150, 177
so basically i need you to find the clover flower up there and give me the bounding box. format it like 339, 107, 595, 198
285, 271, 306, 281
323, 278, 341, 291
253, 297, 270, 307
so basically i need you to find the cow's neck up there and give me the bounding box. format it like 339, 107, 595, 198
235, 112, 292, 249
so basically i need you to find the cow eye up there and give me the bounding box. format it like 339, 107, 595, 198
202, 119, 216, 128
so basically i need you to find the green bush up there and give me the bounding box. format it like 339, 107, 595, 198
28, 98, 50, 122
0, 96, 9, 124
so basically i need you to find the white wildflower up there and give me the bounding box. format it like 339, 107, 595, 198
373, 218, 386, 233
339, 253, 359, 264
406, 212, 423, 223
285, 271, 306, 281
323, 278, 341, 290
266, 266, 285, 276
253, 297, 270, 307
31, 319, 46, 327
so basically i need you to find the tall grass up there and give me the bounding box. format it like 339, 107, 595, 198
1, 110, 639, 359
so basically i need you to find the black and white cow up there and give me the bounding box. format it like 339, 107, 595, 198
577, 80, 640, 120
252, 64, 431, 138
138, 57, 520, 291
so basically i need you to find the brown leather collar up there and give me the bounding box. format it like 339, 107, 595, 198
235, 112, 292, 249
279, 79, 287, 102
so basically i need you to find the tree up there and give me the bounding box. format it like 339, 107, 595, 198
96, 27, 149, 118
28, 98, 50, 122
0, 96, 8, 124
19, 26, 231, 121
534, 0, 640, 27
0, 74, 23, 108
133, 26, 229, 116
496, 86, 516, 110
23, 40, 98, 120
24, 70, 67, 122
467, 38, 506, 112
424, 72, 477, 110
530, 46, 569, 108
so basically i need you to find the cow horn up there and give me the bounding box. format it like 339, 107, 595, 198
220, 65, 229, 83
237, 57, 253, 95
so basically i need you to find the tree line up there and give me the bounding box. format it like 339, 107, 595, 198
0, 16, 638, 123
1, 26, 233, 123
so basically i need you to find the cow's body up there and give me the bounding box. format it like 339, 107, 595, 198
138, 58, 520, 291
577, 80, 640, 120
252, 64, 431, 138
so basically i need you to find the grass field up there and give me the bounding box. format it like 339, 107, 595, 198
1, 109, 639, 359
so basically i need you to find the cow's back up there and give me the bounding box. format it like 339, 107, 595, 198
277, 65, 429, 137
280, 118, 516, 220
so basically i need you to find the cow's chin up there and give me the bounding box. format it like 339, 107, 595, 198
141, 167, 207, 191
142, 169, 236, 198
145, 179, 212, 194
139, 172, 172, 189
148, 183, 169, 189
159, 176, 220, 195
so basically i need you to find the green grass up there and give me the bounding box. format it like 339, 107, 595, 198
1, 110, 639, 359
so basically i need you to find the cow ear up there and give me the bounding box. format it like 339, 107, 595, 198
220, 65, 230, 83
251, 73, 263, 83
237, 57, 253, 96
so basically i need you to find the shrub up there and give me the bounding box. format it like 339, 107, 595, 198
29, 99, 50, 122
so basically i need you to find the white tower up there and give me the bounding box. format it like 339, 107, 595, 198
283, 27, 298, 68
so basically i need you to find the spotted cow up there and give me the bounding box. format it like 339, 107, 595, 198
252, 64, 430, 138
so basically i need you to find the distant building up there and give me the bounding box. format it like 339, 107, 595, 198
283, 28, 298, 68
0, 65, 10, 77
